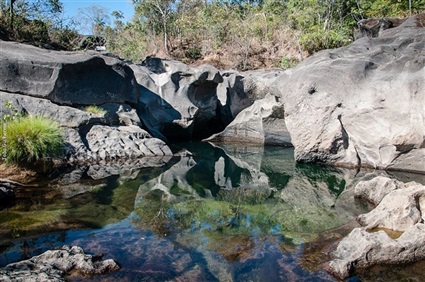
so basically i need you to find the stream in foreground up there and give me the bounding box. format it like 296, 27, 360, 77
0, 143, 424, 281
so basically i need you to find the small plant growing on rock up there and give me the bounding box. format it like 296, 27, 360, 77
84, 105, 106, 115
280, 56, 298, 69
0, 116, 64, 164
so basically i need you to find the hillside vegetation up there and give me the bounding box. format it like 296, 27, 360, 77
1, 0, 424, 70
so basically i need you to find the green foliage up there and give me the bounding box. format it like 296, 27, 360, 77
280, 56, 298, 69
299, 29, 352, 54
84, 105, 107, 115
2, 101, 21, 122
0, 116, 64, 164
3, 0, 424, 67
185, 46, 202, 59
357, 0, 425, 18
50, 27, 79, 49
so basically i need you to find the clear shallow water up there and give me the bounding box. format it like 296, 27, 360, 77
0, 143, 423, 281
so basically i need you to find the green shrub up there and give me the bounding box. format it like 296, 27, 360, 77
299, 29, 352, 55
84, 105, 106, 115
280, 56, 298, 69
185, 46, 202, 59
0, 116, 64, 164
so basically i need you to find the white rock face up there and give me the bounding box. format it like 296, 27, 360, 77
357, 182, 425, 231
278, 15, 425, 173
327, 175, 425, 279
206, 70, 291, 145
326, 224, 425, 279
354, 176, 404, 205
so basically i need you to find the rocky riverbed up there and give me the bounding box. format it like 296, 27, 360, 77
0, 13, 424, 280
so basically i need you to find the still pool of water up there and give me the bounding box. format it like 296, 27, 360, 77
1, 143, 424, 281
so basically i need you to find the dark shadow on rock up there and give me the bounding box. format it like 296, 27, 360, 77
52, 56, 138, 106
137, 85, 183, 142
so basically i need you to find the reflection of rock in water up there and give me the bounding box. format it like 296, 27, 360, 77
136, 155, 203, 203
133, 143, 371, 245
212, 143, 269, 190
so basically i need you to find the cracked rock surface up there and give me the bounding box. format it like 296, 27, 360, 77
0, 245, 119, 282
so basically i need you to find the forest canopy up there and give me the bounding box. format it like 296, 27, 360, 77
1, 0, 424, 70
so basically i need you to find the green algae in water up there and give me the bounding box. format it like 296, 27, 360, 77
0, 212, 22, 224
0, 143, 383, 281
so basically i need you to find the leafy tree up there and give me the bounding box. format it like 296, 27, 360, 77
76, 5, 110, 36
132, 0, 176, 54
0, 0, 70, 45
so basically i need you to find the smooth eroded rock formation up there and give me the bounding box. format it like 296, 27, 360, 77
65, 125, 172, 163
131, 59, 229, 141
327, 175, 425, 278
205, 70, 291, 145
326, 224, 425, 279
0, 41, 138, 105
278, 14, 425, 173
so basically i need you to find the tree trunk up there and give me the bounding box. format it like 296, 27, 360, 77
9, 0, 16, 31
163, 16, 168, 55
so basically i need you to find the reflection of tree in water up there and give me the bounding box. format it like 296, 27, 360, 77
131, 142, 365, 276
295, 163, 346, 197
0, 232, 67, 267
217, 187, 272, 205
134, 190, 173, 236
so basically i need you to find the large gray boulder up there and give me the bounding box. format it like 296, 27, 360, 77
130, 59, 228, 141
0, 245, 119, 281
0, 40, 138, 105
326, 224, 425, 279
130, 58, 276, 142
278, 14, 425, 173
357, 181, 425, 232
0, 91, 100, 128
0, 91, 172, 164
0, 44, 173, 164
354, 175, 404, 205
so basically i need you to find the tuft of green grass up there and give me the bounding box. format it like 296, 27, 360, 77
84, 105, 106, 115
1, 116, 64, 164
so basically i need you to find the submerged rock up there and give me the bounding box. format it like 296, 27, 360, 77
278, 14, 425, 173
0, 245, 119, 281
